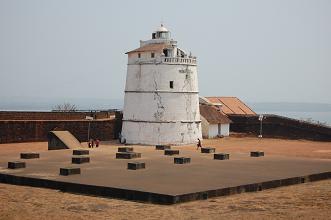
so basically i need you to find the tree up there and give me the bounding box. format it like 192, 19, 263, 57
53, 102, 77, 112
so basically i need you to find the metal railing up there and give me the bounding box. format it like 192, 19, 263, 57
162, 57, 197, 65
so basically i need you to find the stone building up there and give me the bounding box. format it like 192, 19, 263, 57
121, 25, 202, 145
199, 104, 232, 138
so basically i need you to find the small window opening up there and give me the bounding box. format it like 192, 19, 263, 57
163, 49, 168, 57
152, 33, 156, 39
151, 52, 155, 58
170, 81, 174, 89
138, 53, 141, 58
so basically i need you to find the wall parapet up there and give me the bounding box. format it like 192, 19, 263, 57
228, 114, 331, 141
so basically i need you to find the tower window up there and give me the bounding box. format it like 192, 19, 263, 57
151, 52, 155, 58
138, 53, 141, 58
169, 81, 174, 89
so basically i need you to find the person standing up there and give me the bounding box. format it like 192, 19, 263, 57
197, 138, 202, 150
95, 139, 100, 148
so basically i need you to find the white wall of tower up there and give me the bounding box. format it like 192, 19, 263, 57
121, 26, 202, 145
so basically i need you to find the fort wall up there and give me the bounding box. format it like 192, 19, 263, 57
228, 114, 331, 141
0, 111, 118, 144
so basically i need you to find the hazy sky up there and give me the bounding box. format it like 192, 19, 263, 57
0, 0, 330, 106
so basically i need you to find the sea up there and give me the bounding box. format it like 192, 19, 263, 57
250, 103, 331, 127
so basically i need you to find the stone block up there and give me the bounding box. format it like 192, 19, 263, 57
72, 156, 90, 164
214, 153, 230, 160
164, 149, 179, 155
8, 161, 26, 169
201, 147, 216, 153
60, 167, 81, 176
118, 147, 134, 152
116, 152, 141, 159
174, 157, 191, 164
155, 145, 171, 150
250, 151, 264, 157
73, 149, 89, 155
127, 162, 146, 170
20, 152, 40, 159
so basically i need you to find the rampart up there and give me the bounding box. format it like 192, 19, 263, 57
0, 111, 119, 144
0, 111, 114, 120
228, 114, 331, 141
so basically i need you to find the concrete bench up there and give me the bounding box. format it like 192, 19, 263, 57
72, 156, 90, 164
60, 167, 81, 176
128, 162, 146, 170
164, 149, 179, 156
201, 147, 216, 153
155, 145, 171, 150
118, 147, 134, 152
251, 151, 265, 157
174, 157, 191, 164
73, 149, 89, 155
214, 153, 230, 160
116, 152, 141, 159
8, 161, 26, 169
20, 152, 40, 159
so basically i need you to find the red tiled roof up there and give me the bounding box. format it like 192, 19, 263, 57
126, 43, 167, 54
206, 97, 256, 115
200, 104, 232, 124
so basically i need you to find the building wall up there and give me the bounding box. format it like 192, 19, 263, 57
220, 124, 230, 136
0, 119, 116, 144
200, 116, 209, 139
122, 62, 202, 145
208, 124, 219, 138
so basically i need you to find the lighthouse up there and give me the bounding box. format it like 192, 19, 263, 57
121, 25, 202, 145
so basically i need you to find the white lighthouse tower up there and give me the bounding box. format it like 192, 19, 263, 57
121, 25, 202, 145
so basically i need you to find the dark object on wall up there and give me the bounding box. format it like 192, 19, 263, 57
155, 145, 171, 150
60, 167, 81, 176
8, 161, 26, 169
72, 156, 90, 164
164, 149, 179, 155
20, 153, 40, 159
201, 147, 216, 153
174, 157, 191, 164
214, 153, 230, 160
251, 151, 264, 157
73, 149, 89, 155
127, 162, 146, 170
116, 152, 141, 159
118, 147, 134, 152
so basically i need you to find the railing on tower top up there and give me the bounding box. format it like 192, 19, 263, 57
162, 57, 197, 65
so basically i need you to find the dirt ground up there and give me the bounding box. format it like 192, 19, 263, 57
0, 137, 330, 220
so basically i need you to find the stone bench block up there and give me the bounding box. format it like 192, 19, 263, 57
164, 149, 179, 155
20, 152, 40, 159
73, 149, 89, 155
174, 157, 191, 164
251, 151, 264, 157
8, 161, 26, 169
72, 156, 90, 164
116, 152, 141, 159
118, 147, 134, 152
60, 167, 81, 176
214, 153, 230, 160
201, 147, 216, 153
127, 162, 146, 170
155, 145, 171, 150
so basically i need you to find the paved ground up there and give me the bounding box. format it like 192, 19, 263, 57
0, 138, 330, 196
